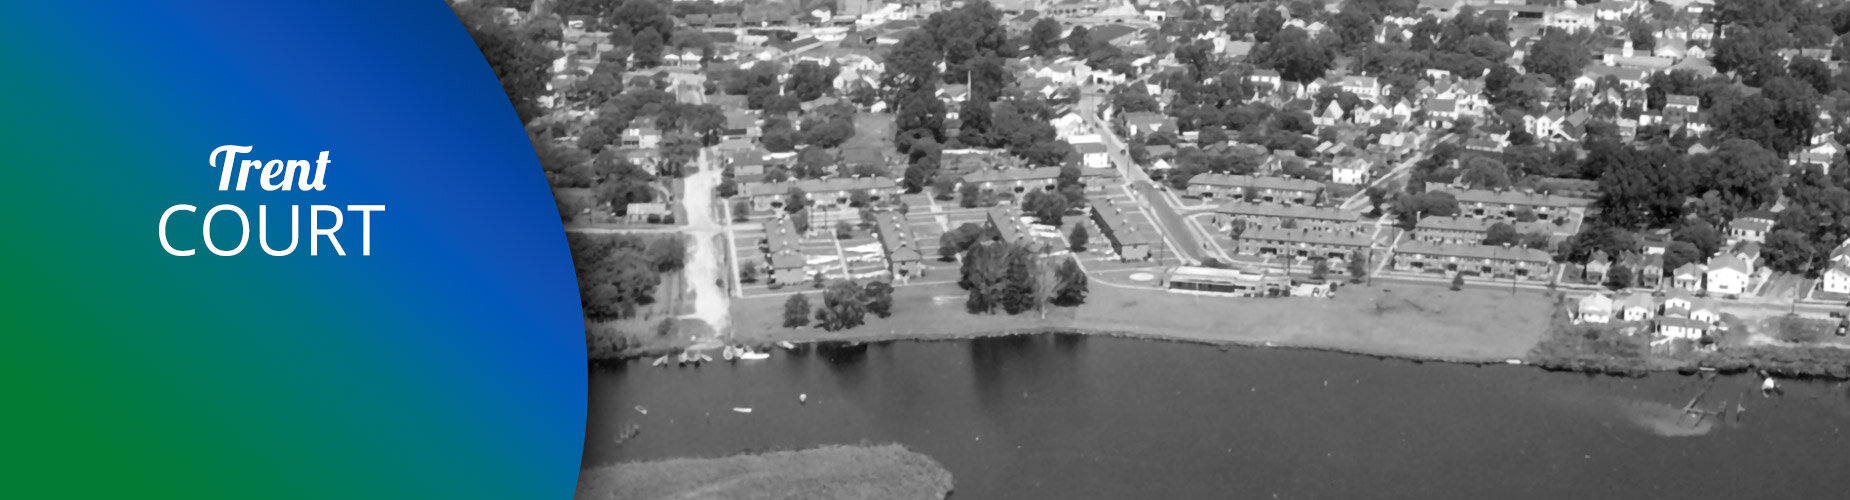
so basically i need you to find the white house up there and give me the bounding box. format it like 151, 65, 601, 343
1330, 156, 1370, 185
1618, 292, 1655, 322
1705, 254, 1751, 296
1823, 262, 1850, 295
1656, 317, 1710, 340
1073, 141, 1111, 169
1578, 293, 1614, 324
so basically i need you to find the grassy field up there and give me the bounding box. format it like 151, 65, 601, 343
576, 444, 953, 500
731, 277, 1555, 362
842, 113, 895, 155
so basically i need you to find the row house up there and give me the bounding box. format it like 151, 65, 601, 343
742, 176, 900, 212
1186, 173, 1325, 205
1235, 226, 1372, 261
962, 166, 1061, 195
1392, 241, 1553, 280
1412, 216, 1552, 245
1214, 201, 1361, 233
1441, 188, 1592, 224
762, 217, 808, 284
1088, 198, 1151, 261
872, 211, 924, 280
986, 205, 1049, 253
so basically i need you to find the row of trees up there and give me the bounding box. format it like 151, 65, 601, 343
959, 241, 1088, 315
782, 280, 896, 331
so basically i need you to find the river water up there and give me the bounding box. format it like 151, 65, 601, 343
586, 335, 1850, 499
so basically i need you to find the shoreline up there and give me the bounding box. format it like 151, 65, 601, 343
595, 322, 1850, 381
579, 443, 953, 500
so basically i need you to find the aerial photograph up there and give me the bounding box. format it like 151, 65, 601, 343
454, 0, 1850, 497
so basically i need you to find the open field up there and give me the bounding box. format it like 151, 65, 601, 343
576, 444, 953, 500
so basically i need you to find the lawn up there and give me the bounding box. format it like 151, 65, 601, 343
577, 444, 954, 500
842, 112, 895, 154
731, 274, 1554, 362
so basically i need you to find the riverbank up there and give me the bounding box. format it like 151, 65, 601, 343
1525, 294, 1850, 379
726, 280, 1553, 364
576, 444, 953, 500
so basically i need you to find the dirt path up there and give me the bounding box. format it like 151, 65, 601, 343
678, 148, 730, 339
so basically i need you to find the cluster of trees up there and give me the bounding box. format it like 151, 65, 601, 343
958, 241, 1088, 314
781, 280, 897, 330
570, 233, 685, 320
1763, 166, 1850, 276
760, 102, 859, 153
1709, 0, 1850, 87
455, 3, 561, 124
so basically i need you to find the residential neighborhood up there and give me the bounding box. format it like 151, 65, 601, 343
461, 0, 1850, 377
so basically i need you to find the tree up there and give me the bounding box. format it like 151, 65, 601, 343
1523, 29, 1590, 84
455, 5, 559, 124
1483, 222, 1519, 246
1052, 257, 1088, 306
1027, 18, 1063, 56
1253, 28, 1333, 83
863, 281, 894, 318
1763, 228, 1818, 275
1347, 249, 1368, 283
784, 186, 809, 214
1310, 259, 1330, 281
1451, 272, 1465, 291
1001, 244, 1040, 314
959, 182, 984, 208
1069, 224, 1090, 252
939, 222, 987, 261
815, 281, 867, 331
1672, 222, 1726, 258
1605, 265, 1635, 290
1253, 8, 1286, 43
1023, 190, 1066, 226
1664, 241, 1704, 274
783, 293, 812, 328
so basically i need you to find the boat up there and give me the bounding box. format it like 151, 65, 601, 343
633, 405, 647, 415
799, 393, 807, 404
676, 352, 689, 365
777, 341, 797, 350
738, 348, 770, 361
652, 355, 669, 367
1504, 359, 1522, 365
722, 346, 737, 361
1761, 376, 1780, 396
732, 407, 752, 413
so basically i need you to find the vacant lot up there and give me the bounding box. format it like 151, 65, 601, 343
577, 444, 953, 500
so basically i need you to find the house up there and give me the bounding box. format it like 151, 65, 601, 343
872, 211, 924, 280
1330, 156, 1370, 185
1215, 202, 1361, 233
1578, 293, 1614, 324
1662, 288, 1695, 317
962, 166, 1061, 195
1671, 262, 1705, 291
1166, 265, 1291, 297
1689, 298, 1720, 324
1341, 75, 1381, 100
1617, 291, 1655, 322
1074, 141, 1111, 169
1638, 253, 1665, 288
1727, 217, 1773, 243
1548, 6, 1596, 32
622, 119, 663, 149
1656, 317, 1711, 340
722, 111, 760, 141
1412, 215, 1550, 245
1248, 69, 1282, 93
1391, 241, 1553, 280
762, 217, 808, 284
1089, 198, 1151, 261
1791, 139, 1844, 174
1235, 226, 1373, 261
1121, 111, 1177, 137
1823, 261, 1850, 295
1442, 188, 1592, 223
1665, 94, 1699, 115
1186, 173, 1325, 205
1584, 250, 1612, 283
1705, 254, 1750, 296
743, 176, 900, 212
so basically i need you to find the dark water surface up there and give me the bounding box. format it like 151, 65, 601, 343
586, 335, 1850, 499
